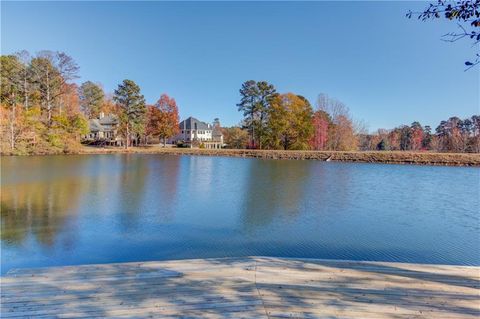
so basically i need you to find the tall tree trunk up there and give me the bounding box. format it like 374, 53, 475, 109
251, 115, 255, 149
163, 137, 167, 147
59, 96, 63, 115
23, 74, 28, 109
10, 94, 16, 151
125, 124, 129, 149
46, 69, 52, 125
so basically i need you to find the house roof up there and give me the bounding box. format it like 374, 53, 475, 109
99, 114, 118, 125
179, 117, 211, 130
88, 114, 118, 132
88, 119, 104, 132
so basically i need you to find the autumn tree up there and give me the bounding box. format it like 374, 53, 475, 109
436, 116, 470, 152
317, 94, 358, 151
0, 55, 23, 150
386, 129, 399, 150
310, 110, 331, 150
1, 50, 89, 155
266, 93, 314, 150
146, 105, 161, 142
470, 115, 480, 152
410, 121, 424, 150
157, 94, 179, 146
100, 94, 119, 115
29, 51, 79, 124
79, 81, 105, 118
113, 80, 146, 148
373, 115, 480, 153
459, 118, 474, 151
237, 80, 277, 149
146, 94, 179, 146
398, 126, 412, 150
222, 126, 249, 149
358, 132, 382, 151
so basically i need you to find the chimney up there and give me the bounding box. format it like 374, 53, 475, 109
99, 112, 105, 119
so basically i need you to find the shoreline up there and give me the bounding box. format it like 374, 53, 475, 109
8, 146, 478, 167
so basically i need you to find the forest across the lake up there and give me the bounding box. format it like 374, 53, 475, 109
2, 51, 479, 156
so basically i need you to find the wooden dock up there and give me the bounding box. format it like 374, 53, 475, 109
1, 257, 479, 318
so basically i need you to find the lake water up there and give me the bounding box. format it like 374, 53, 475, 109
1, 154, 479, 274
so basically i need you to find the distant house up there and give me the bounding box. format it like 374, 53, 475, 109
83, 113, 122, 146
170, 116, 224, 149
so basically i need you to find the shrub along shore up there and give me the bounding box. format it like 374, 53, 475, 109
72, 146, 480, 166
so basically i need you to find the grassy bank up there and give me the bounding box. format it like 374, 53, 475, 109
76, 146, 480, 166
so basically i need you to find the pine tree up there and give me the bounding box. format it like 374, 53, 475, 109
113, 80, 146, 148
79, 81, 105, 118
237, 80, 277, 149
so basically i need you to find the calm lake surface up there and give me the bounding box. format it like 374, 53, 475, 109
1, 154, 479, 274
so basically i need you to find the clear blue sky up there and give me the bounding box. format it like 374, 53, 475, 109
1, 1, 478, 130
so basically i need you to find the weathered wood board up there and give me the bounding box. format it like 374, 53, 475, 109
2, 257, 479, 318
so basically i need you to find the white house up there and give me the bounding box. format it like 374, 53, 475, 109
170, 117, 223, 149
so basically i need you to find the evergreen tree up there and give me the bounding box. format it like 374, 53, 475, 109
237, 80, 277, 149
377, 139, 388, 151
79, 81, 105, 118
113, 79, 146, 148
422, 125, 432, 150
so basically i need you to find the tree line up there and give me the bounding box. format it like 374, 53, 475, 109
1, 53, 478, 154
233, 80, 373, 151
227, 80, 479, 153
359, 116, 480, 153
0, 50, 179, 154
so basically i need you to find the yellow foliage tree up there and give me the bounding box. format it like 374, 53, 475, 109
266, 93, 314, 150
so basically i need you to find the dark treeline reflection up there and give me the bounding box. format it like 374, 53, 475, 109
115, 155, 182, 228
116, 156, 149, 230
241, 160, 312, 229
145, 155, 181, 222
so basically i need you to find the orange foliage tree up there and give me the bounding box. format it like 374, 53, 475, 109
146, 94, 180, 146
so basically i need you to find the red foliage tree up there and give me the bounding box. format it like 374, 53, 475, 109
410, 122, 424, 151
310, 110, 331, 150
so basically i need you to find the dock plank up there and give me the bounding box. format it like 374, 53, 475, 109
1, 257, 479, 318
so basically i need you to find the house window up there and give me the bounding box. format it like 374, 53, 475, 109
182, 130, 184, 134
